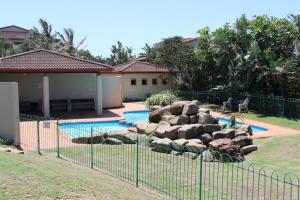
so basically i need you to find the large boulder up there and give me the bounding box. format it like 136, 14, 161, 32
145, 123, 159, 135
163, 125, 181, 140
202, 124, 221, 133
177, 124, 203, 139
182, 103, 199, 116
154, 122, 171, 138
242, 145, 257, 155
191, 100, 200, 105
109, 130, 137, 144
199, 133, 213, 145
136, 122, 149, 134
212, 129, 235, 139
189, 115, 198, 124
183, 152, 198, 159
198, 113, 217, 124
150, 138, 173, 154
209, 138, 233, 150
169, 115, 189, 125
171, 138, 189, 152
198, 108, 210, 114
170, 102, 186, 115
149, 105, 171, 123
237, 124, 253, 136
186, 142, 207, 154
232, 136, 253, 147
161, 114, 176, 123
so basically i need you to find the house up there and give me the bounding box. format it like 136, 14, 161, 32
0, 49, 171, 117
109, 61, 172, 101
153, 37, 199, 49
0, 25, 33, 44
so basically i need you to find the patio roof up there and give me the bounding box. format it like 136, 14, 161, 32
0, 49, 113, 73
113, 61, 169, 73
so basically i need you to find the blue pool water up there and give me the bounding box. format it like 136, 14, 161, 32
123, 110, 150, 123
218, 118, 268, 133
59, 110, 150, 138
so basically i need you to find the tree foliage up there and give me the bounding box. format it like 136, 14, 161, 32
143, 14, 300, 98
107, 41, 134, 66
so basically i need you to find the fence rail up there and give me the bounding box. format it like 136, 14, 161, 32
19, 114, 300, 200
175, 91, 300, 119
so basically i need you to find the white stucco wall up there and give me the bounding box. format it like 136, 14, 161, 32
102, 76, 122, 108
121, 73, 172, 100
0, 82, 20, 145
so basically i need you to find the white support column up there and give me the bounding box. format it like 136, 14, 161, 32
96, 73, 103, 115
42, 75, 50, 118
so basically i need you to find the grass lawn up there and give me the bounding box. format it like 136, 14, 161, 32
0, 151, 163, 200
249, 135, 300, 175
239, 112, 300, 129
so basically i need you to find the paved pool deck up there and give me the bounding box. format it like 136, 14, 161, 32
20, 102, 300, 151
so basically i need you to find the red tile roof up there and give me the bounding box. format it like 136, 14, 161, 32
113, 61, 169, 73
0, 49, 112, 73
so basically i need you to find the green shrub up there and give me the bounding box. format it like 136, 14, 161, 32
0, 136, 14, 145
145, 90, 181, 106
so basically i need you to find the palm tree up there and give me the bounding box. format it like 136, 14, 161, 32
57, 28, 86, 55
0, 39, 15, 57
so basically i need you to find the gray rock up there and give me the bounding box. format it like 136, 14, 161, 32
171, 150, 182, 156
198, 113, 217, 124
150, 138, 173, 154
212, 129, 235, 139
171, 138, 188, 152
186, 142, 207, 154
183, 152, 198, 159
103, 138, 122, 145
161, 114, 176, 123
191, 100, 200, 105
145, 123, 159, 135
177, 124, 203, 139
232, 136, 253, 147
200, 150, 218, 162
109, 130, 137, 144
149, 105, 171, 123
198, 108, 210, 114
182, 103, 199, 116
189, 115, 198, 124
154, 122, 171, 138
242, 145, 257, 155
187, 138, 203, 144
209, 138, 233, 149
169, 115, 189, 125
136, 122, 149, 134
200, 133, 213, 145
237, 124, 253, 136
202, 124, 221, 133
128, 127, 138, 133
164, 125, 181, 140
170, 102, 185, 115
235, 130, 249, 137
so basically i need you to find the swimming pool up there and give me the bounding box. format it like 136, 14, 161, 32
59, 110, 150, 138
218, 118, 268, 133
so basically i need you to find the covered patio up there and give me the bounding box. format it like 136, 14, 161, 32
0, 49, 122, 117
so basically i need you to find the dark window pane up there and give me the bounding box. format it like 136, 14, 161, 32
152, 78, 157, 85
142, 79, 147, 85
131, 79, 136, 85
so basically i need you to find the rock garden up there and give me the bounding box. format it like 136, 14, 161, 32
72, 100, 258, 162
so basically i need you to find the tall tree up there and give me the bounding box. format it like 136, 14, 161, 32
57, 28, 86, 56
108, 41, 134, 65
0, 39, 16, 57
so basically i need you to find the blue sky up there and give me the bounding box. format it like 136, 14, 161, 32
1, 0, 299, 57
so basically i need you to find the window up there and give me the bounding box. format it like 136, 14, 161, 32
152, 78, 157, 85
162, 79, 168, 85
131, 79, 136, 85
142, 78, 147, 85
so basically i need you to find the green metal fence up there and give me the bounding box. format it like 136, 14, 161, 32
175, 91, 300, 119
19, 114, 300, 200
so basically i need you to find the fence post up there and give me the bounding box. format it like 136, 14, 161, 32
136, 136, 139, 187
36, 119, 41, 155
90, 127, 94, 169
282, 98, 285, 118
56, 119, 60, 158
199, 153, 203, 200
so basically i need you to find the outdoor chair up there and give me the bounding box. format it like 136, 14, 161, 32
222, 97, 233, 112
238, 97, 249, 113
